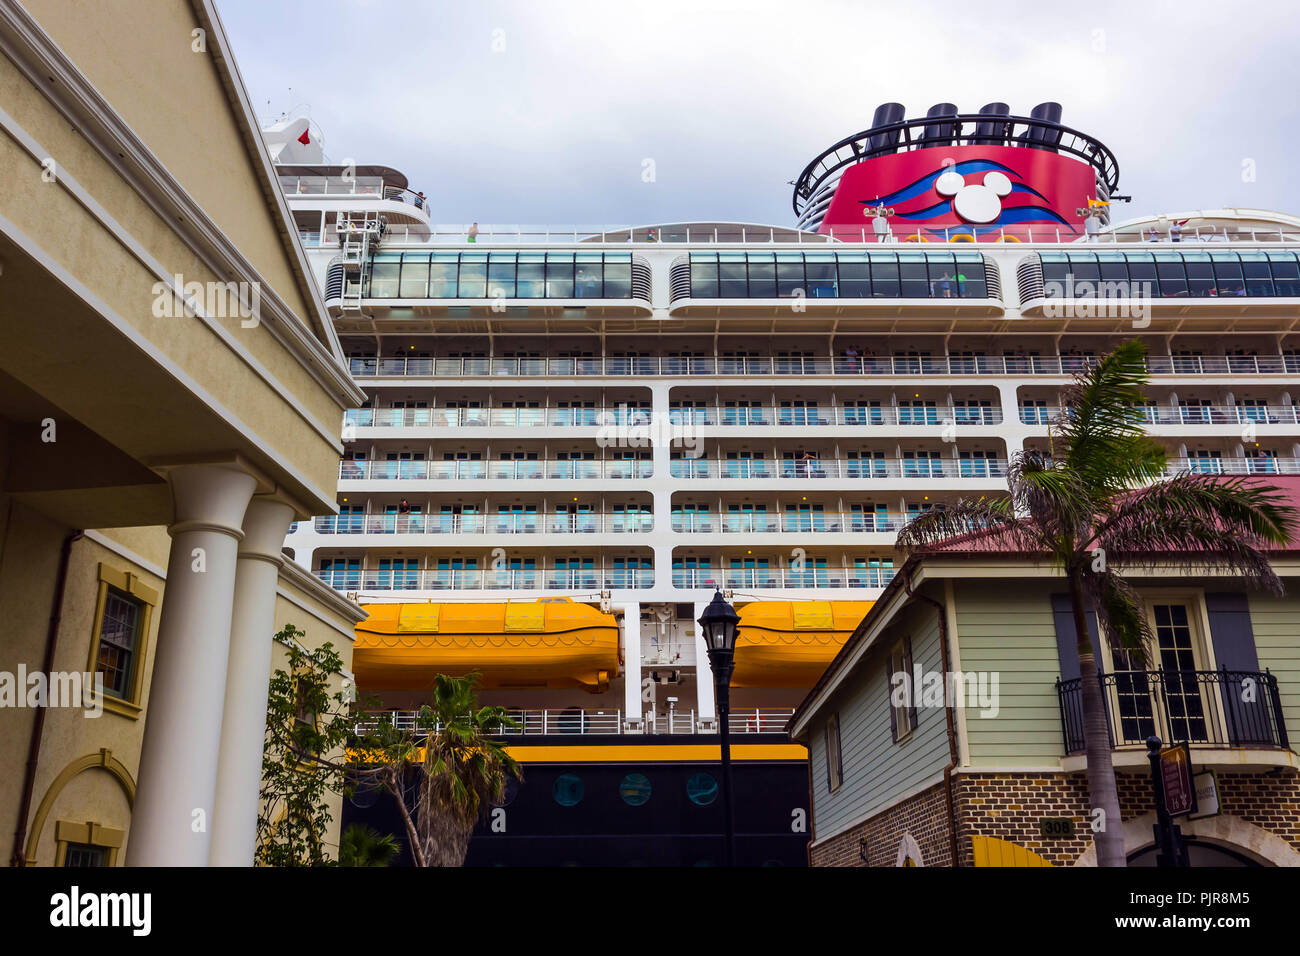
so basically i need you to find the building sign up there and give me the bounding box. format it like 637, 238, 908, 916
819, 145, 1098, 241
1159, 743, 1197, 818
1038, 817, 1075, 839
1190, 770, 1220, 820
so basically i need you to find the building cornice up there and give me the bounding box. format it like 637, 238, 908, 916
0, 0, 364, 410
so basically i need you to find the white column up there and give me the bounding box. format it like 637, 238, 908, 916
694, 600, 716, 725
210, 497, 296, 866
621, 602, 642, 730
127, 463, 258, 866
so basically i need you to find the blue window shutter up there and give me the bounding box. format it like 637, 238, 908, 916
1205, 593, 1269, 746
1050, 593, 1098, 681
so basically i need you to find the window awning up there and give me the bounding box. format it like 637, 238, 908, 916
354, 599, 620, 692
733, 601, 874, 687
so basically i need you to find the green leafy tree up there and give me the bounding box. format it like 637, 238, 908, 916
256, 624, 356, 866
896, 340, 1296, 867
338, 823, 401, 867
354, 673, 520, 867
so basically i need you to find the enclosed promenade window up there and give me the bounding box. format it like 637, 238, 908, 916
1036, 250, 1300, 298
363, 251, 635, 299
685, 250, 991, 299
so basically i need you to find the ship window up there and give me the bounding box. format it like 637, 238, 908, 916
429, 253, 459, 296
368, 256, 400, 298
747, 253, 776, 296
546, 253, 574, 297
516, 251, 545, 297
399, 254, 429, 297
686, 772, 718, 806
619, 773, 652, 806
456, 253, 487, 298
552, 773, 584, 807
487, 253, 516, 299
603, 257, 632, 297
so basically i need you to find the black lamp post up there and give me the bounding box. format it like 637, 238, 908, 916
698, 589, 741, 866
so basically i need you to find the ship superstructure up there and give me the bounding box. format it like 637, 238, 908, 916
267, 105, 1300, 863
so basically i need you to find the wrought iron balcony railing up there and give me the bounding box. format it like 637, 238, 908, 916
1056, 668, 1289, 754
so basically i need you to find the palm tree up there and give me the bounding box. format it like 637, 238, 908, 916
895, 340, 1296, 867
358, 673, 519, 867
338, 823, 401, 867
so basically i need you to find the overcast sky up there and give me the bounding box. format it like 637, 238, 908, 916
215, 0, 1300, 228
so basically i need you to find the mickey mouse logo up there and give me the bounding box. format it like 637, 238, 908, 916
935, 169, 1014, 224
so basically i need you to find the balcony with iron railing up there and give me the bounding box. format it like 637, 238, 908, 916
339, 459, 655, 481
345, 352, 1300, 379
317, 567, 655, 591
1056, 669, 1289, 754
311, 512, 653, 535
351, 706, 795, 736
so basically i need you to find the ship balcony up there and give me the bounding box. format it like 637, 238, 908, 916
666, 403, 1002, 428
316, 566, 655, 592
1019, 403, 1300, 430
670, 509, 906, 536
666, 454, 1009, 483
344, 351, 1300, 380
338, 457, 655, 483
311, 511, 653, 536
670, 565, 896, 591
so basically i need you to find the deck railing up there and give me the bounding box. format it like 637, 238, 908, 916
347, 353, 1300, 379
1056, 669, 1288, 754
351, 707, 794, 736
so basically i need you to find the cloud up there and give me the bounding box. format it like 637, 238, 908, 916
216, 0, 1300, 226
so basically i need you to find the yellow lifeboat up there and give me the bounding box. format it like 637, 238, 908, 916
353, 598, 620, 693
732, 600, 874, 687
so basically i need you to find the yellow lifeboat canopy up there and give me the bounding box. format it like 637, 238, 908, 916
353, 599, 620, 693
733, 600, 873, 688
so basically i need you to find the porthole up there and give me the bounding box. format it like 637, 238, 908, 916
552, 773, 583, 807
686, 772, 718, 806
619, 773, 652, 806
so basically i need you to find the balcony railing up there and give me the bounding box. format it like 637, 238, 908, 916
1164, 456, 1300, 476
346, 407, 652, 428
339, 459, 654, 481
317, 568, 654, 591
671, 567, 895, 589
668, 457, 1007, 480
347, 353, 1300, 379
670, 511, 906, 533
1056, 669, 1289, 754
1021, 404, 1300, 426
351, 706, 794, 736
312, 512, 652, 534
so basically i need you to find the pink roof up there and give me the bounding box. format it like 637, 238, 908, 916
919, 474, 1300, 554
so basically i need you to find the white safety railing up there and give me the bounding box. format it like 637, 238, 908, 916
671, 567, 896, 590
667, 457, 1008, 480
1021, 405, 1300, 426
339, 459, 655, 481
348, 353, 1300, 379
317, 568, 654, 591
312, 512, 653, 535
351, 707, 793, 736
670, 512, 907, 533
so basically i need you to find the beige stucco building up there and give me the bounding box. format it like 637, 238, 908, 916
0, 0, 366, 866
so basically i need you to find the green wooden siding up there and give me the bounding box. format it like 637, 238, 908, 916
952, 581, 1064, 766
809, 602, 950, 840
1249, 592, 1300, 729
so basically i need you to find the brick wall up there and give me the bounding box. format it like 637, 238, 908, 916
810, 781, 955, 867
811, 768, 1300, 866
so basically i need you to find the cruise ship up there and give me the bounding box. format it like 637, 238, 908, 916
263, 104, 1300, 865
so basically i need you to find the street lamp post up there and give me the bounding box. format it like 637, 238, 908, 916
698, 590, 741, 866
